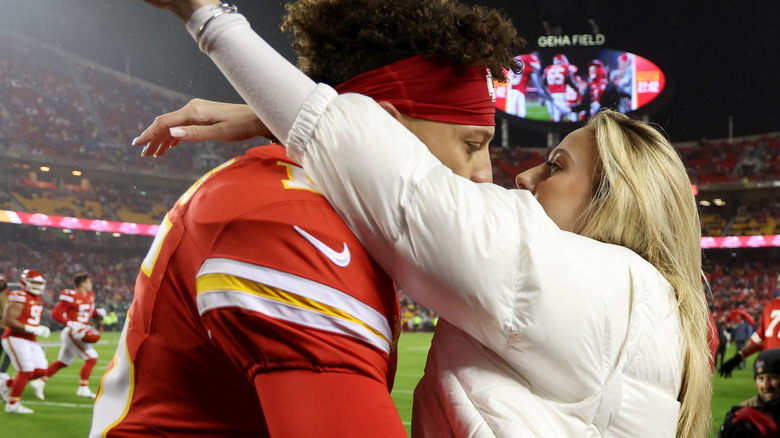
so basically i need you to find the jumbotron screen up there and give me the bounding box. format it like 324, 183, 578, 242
493, 47, 666, 123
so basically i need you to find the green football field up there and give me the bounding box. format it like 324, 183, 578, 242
0, 331, 758, 437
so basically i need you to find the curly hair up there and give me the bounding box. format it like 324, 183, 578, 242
282, 0, 525, 85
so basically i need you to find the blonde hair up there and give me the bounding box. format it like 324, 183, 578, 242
580, 110, 711, 438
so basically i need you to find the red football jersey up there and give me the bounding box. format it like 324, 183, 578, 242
508, 53, 542, 94
91, 145, 399, 437
588, 65, 608, 103
1, 289, 43, 341
53, 289, 96, 324
544, 63, 578, 94
751, 298, 780, 350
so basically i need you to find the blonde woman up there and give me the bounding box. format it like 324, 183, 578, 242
137, 0, 712, 436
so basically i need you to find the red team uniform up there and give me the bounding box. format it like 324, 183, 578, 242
1, 290, 44, 343
0, 281, 50, 412
52, 288, 97, 325
44, 285, 101, 398
505, 53, 542, 117
90, 145, 402, 437
587, 60, 608, 116
750, 298, 780, 350
544, 54, 578, 122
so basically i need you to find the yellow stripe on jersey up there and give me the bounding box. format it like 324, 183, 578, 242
141, 215, 173, 278
178, 158, 237, 207
195, 258, 393, 355
278, 161, 323, 194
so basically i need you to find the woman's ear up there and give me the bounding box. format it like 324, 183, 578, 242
378, 101, 403, 121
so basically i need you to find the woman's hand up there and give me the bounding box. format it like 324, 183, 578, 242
141, 0, 220, 23
133, 99, 273, 157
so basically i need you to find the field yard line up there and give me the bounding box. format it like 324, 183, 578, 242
19, 400, 94, 409
39, 340, 119, 347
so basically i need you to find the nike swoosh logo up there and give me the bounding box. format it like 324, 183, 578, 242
293, 225, 351, 267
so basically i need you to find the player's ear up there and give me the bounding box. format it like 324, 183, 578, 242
378, 101, 403, 121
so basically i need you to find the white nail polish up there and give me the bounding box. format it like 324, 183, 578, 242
141, 145, 148, 156
170, 128, 187, 138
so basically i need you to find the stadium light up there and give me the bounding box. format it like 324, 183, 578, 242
40, 166, 50, 172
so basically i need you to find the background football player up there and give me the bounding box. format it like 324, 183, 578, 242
542, 53, 579, 122
608, 52, 634, 113
504, 52, 551, 118
39, 273, 104, 399
587, 59, 608, 116
0, 269, 51, 414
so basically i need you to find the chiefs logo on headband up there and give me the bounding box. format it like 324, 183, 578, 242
486, 68, 496, 103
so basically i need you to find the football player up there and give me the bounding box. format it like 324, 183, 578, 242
608, 52, 634, 113
504, 52, 551, 118
721, 274, 780, 378
543, 53, 579, 122
587, 59, 608, 117
0, 269, 51, 414
39, 273, 104, 399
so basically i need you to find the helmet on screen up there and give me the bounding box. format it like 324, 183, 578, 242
20, 269, 46, 295
553, 54, 569, 65
617, 53, 631, 65
589, 59, 604, 69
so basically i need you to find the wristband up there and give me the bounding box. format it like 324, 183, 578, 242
196, 3, 238, 42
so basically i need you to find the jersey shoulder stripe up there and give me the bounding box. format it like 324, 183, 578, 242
8, 290, 27, 303
59, 290, 77, 302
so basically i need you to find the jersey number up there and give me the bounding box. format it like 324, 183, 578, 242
766, 310, 780, 338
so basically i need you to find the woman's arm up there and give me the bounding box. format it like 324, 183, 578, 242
184, 7, 316, 146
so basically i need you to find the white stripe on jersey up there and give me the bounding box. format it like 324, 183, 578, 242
196, 257, 393, 355
89, 321, 134, 438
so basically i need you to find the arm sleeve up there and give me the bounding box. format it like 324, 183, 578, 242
185, 7, 316, 145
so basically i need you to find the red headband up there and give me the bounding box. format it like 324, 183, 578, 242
334, 55, 497, 126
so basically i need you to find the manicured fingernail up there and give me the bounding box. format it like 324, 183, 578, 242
170, 128, 186, 138
141, 145, 148, 156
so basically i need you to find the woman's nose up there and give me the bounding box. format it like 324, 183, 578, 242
515, 164, 547, 193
